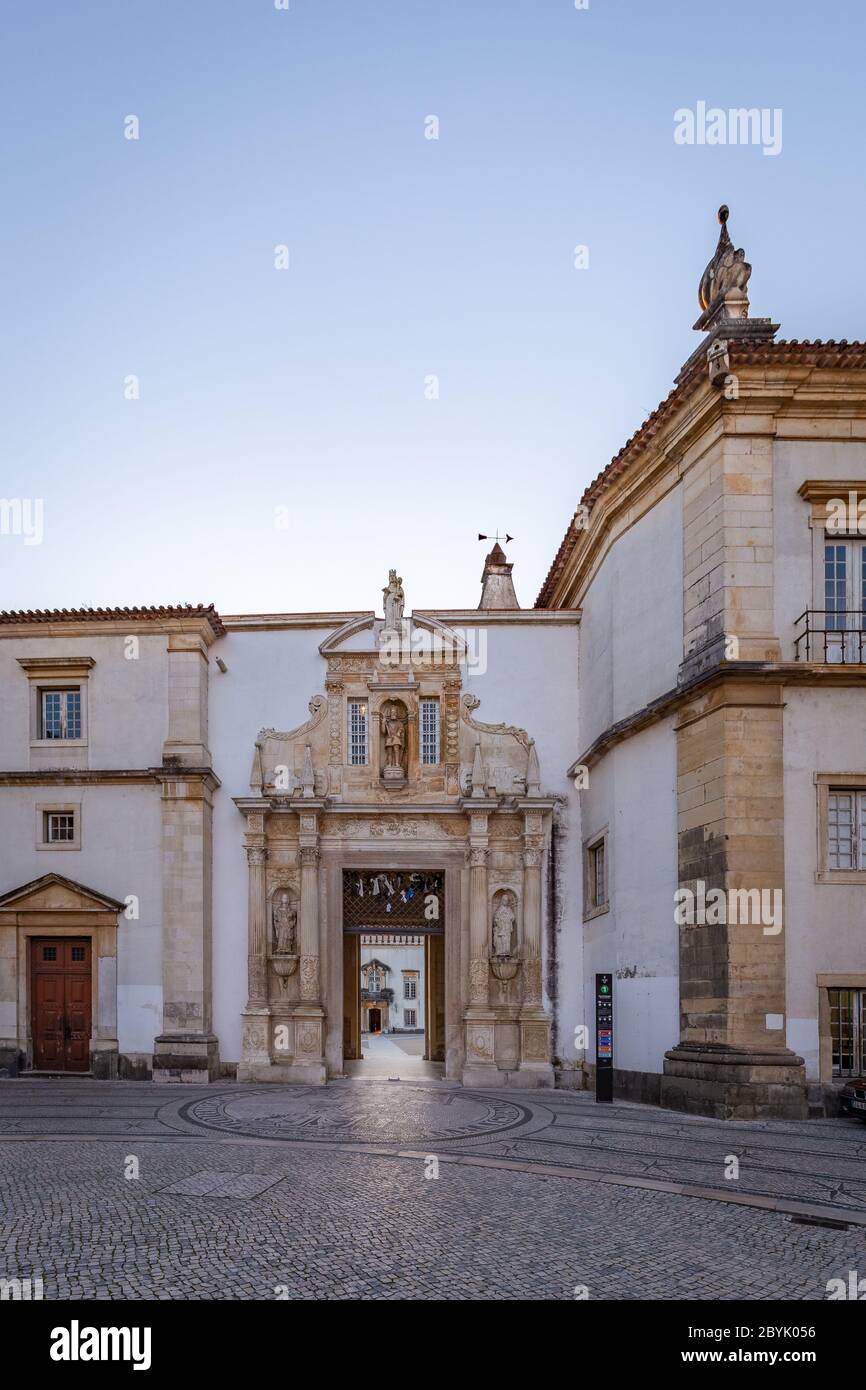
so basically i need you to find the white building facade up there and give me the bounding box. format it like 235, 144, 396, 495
1, 210, 863, 1118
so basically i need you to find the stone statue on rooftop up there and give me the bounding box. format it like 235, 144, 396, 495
698, 205, 751, 315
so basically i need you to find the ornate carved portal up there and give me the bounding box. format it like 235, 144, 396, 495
234, 579, 555, 1086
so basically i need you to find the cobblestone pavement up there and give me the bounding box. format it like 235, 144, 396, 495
0, 1079, 864, 1300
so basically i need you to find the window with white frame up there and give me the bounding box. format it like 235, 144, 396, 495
829, 988, 866, 1078
828, 789, 866, 870
348, 700, 368, 765
824, 540, 866, 630
44, 811, 75, 844
420, 698, 440, 765
404, 1008, 417, 1028
403, 974, 417, 1000
40, 688, 82, 740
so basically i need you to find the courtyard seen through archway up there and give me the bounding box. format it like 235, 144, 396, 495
343, 869, 445, 1079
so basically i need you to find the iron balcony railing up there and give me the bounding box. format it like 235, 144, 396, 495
361, 988, 393, 1003
794, 610, 866, 663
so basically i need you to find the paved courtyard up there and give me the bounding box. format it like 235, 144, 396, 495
1, 1078, 864, 1300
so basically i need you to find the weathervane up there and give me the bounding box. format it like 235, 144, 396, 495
478, 530, 513, 545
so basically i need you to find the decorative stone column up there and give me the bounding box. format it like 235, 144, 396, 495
293, 814, 326, 1084
298, 845, 321, 1003
462, 809, 498, 1085
237, 812, 272, 1081
325, 677, 344, 796
517, 807, 553, 1085
468, 844, 489, 1006
247, 843, 269, 1006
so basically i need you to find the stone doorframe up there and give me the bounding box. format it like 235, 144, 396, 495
0, 873, 124, 1078
322, 850, 464, 1082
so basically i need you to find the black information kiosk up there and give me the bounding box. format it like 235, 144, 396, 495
595, 972, 613, 1103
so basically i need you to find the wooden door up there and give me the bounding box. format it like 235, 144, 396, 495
32, 939, 92, 1072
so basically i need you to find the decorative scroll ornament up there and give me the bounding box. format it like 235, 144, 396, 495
259, 695, 327, 744
461, 694, 530, 751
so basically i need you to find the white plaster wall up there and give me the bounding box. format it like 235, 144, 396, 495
580, 717, 679, 1076
0, 634, 168, 771
360, 941, 425, 1031
0, 785, 163, 1054
783, 687, 866, 1081
208, 626, 335, 1063
578, 486, 683, 753
459, 619, 582, 1065
774, 440, 866, 660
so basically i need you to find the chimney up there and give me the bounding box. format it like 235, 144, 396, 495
478, 543, 519, 610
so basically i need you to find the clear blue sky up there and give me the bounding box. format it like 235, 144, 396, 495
2, 0, 864, 615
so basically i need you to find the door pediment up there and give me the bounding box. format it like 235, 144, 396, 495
0, 873, 125, 919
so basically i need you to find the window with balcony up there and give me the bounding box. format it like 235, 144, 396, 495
794, 482, 866, 663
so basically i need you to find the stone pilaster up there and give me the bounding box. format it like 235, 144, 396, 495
325, 677, 344, 795
163, 632, 213, 766
236, 813, 271, 1081
152, 770, 220, 1082
463, 810, 498, 1085
662, 679, 806, 1118
468, 843, 489, 1006
517, 809, 553, 1085
293, 818, 326, 1084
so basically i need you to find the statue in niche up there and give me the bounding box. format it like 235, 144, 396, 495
492, 896, 516, 957
382, 701, 406, 771
272, 891, 298, 956
382, 570, 405, 632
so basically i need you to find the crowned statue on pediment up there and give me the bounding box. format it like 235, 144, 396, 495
382, 570, 405, 633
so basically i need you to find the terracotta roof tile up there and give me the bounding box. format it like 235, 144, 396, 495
535, 339, 866, 608
0, 603, 226, 638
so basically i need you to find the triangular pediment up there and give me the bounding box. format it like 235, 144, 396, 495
0, 873, 125, 914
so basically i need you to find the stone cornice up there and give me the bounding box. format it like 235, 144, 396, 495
797, 478, 866, 503
0, 767, 220, 788
17, 656, 95, 675
232, 796, 550, 817
222, 612, 372, 631
413, 610, 581, 625
568, 661, 866, 774
537, 341, 866, 610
